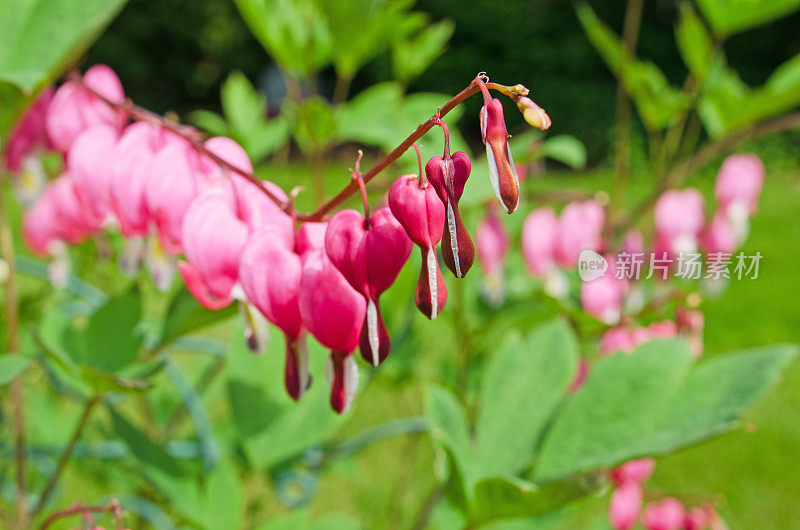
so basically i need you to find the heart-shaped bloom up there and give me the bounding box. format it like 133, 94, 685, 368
556, 200, 605, 267
23, 184, 62, 256
612, 459, 656, 486
388, 174, 447, 319
715, 154, 764, 216
703, 210, 738, 255
654, 189, 705, 257
178, 188, 249, 309
240, 227, 310, 400
67, 124, 121, 225
46, 65, 126, 152
4, 87, 54, 173
296, 221, 328, 255
325, 207, 412, 366
425, 151, 474, 278
299, 250, 366, 413
481, 98, 521, 213
522, 207, 558, 277
643, 498, 685, 530
609, 481, 642, 530
476, 209, 510, 305
580, 257, 625, 325
109, 122, 177, 237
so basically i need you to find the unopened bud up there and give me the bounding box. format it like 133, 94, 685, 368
517, 96, 551, 130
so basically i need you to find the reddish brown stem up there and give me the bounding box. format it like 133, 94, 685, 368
39, 500, 122, 530
349, 150, 371, 228
72, 71, 524, 223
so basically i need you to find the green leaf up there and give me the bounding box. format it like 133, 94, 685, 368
0, 355, 31, 385
533, 341, 796, 482
80, 287, 142, 373
110, 408, 187, 476
475, 320, 578, 478
164, 360, 219, 473
393, 19, 455, 83
539, 135, 587, 169
159, 287, 238, 347
198, 459, 244, 530
232, 0, 331, 78
0, 0, 128, 136
695, 0, 800, 36
675, 3, 715, 82
425, 385, 473, 506
187, 109, 230, 137
221, 71, 265, 136
226, 324, 345, 469
469, 474, 607, 526
80, 366, 151, 393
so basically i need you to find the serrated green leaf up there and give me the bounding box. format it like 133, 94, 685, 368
533, 341, 796, 482
475, 320, 578, 478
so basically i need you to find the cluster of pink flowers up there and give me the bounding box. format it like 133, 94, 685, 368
608, 458, 723, 530
11, 66, 546, 414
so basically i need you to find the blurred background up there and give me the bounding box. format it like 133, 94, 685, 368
3, 0, 800, 528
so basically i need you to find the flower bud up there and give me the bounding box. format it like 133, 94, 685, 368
643, 498, 685, 530
425, 152, 475, 278
516, 96, 551, 130
481, 98, 521, 213
609, 481, 642, 530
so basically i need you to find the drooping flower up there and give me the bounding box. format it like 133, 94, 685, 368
4, 87, 54, 173
425, 151, 474, 278
515, 96, 551, 130
240, 227, 310, 400
609, 481, 642, 530
715, 154, 764, 217
67, 123, 121, 225
46, 65, 127, 152
481, 98, 521, 213
178, 188, 249, 310
642, 498, 686, 530
475, 208, 510, 305
611, 459, 656, 485
654, 189, 705, 258
580, 256, 625, 325
522, 207, 558, 277
556, 200, 605, 267
325, 207, 412, 366
296, 221, 328, 255
298, 250, 367, 413
388, 173, 447, 319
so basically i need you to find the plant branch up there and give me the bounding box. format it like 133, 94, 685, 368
39, 500, 122, 530
31, 395, 101, 518
0, 178, 27, 529
71, 71, 526, 223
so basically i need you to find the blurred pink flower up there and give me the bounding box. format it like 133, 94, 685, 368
556, 200, 605, 267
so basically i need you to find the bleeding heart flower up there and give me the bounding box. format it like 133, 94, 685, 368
425, 151, 474, 278
521, 207, 558, 277
109, 122, 175, 237
654, 189, 705, 258
703, 210, 738, 255
296, 221, 328, 255
299, 250, 366, 413
388, 173, 447, 319
178, 188, 249, 309
67, 124, 120, 225
715, 154, 764, 216
481, 98, 520, 213
325, 207, 412, 366
556, 200, 605, 267
4, 87, 53, 173
643, 498, 686, 530
23, 184, 62, 256
612, 459, 656, 486
476, 209, 510, 306
240, 227, 310, 400
580, 256, 625, 325
46, 65, 127, 152
609, 481, 642, 530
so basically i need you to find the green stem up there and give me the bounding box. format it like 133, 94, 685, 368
31, 395, 101, 518
321, 416, 427, 464
0, 178, 27, 529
